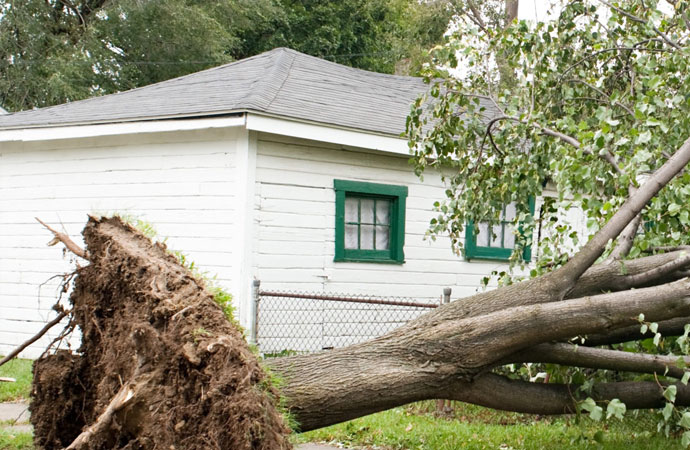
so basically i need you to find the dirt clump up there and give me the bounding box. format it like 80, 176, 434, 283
31, 216, 291, 449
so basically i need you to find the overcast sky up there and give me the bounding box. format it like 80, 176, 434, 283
518, 0, 561, 22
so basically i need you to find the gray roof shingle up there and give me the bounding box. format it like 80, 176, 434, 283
0, 48, 500, 136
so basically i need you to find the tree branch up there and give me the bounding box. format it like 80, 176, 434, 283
596, 0, 682, 49
465, 0, 487, 33
606, 209, 642, 261
447, 373, 690, 416
555, 135, 690, 292
484, 115, 624, 174
620, 252, 690, 288
583, 316, 690, 346
36, 217, 89, 259
507, 342, 690, 378
0, 310, 69, 368
564, 78, 635, 117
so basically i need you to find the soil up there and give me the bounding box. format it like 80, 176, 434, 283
30, 217, 291, 449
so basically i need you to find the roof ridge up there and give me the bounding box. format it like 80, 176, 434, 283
236, 48, 296, 111
264, 50, 297, 110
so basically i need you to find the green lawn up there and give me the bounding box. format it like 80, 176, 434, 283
0, 359, 31, 403
0, 430, 33, 450
0, 360, 686, 449
294, 402, 685, 449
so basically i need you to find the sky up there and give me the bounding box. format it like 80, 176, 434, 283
518, 0, 561, 22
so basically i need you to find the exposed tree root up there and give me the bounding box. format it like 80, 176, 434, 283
31, 217, 291, 450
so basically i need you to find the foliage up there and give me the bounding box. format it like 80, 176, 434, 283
408, 0, 690, 271
295, 402, 685, 449
0, 0, 452, 112
406, 0, 690, 441
0, 359, 32, 402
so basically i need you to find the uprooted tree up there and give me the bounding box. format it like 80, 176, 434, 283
16, 0, 690, 448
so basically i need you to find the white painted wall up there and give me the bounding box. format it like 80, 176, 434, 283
0, 127, 242, 358
252, 133, 522, 300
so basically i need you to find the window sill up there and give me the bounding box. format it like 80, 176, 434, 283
334, 257, 405, 265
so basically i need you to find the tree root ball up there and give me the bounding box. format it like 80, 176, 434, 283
30, 217, 291, 449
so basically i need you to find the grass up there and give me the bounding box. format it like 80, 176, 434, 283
0, 430, 33, 450
294, 402, 687, 449
0, 359, 32, 403
0, 360, 686, 449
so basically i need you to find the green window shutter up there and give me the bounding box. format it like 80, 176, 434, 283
465, 198, 535, 262
334, 179, 407, 264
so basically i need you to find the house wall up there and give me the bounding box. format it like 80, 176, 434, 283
252, 133, 534, 300
0, 127, 243, 358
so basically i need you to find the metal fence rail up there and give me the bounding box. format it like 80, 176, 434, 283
254, 285, 448, 356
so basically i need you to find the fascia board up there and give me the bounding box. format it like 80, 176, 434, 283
245, 113, 410, 156
0, 116, 246, 143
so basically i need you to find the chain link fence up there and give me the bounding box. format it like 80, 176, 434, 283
253, 284, 449, 357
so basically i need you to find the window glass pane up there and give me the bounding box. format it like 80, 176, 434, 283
504, 223, 516, 248
375, 225, 389, 250
477, 222, 490, 246
489, 225, 502, 247
504, 202, 517, 222
360, 199, 375, 223
345, 197, 359, 222
376, 200, 390, 225
345, 225, 359, 249
360, 225, 375, 249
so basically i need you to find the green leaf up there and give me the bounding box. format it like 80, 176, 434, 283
663, 402, 674, 421
636, 130, 652, 144
641, 324, 649, 335
683, 372, 690, 386
650, 322, 659, 333
682, 431, 690, 448
664, 385, 678, 403
589, 405, 603, 422
593, 430, 606, 443
654, 333, 662, 346
606, 398, 626, 420
681, 412, 690, 429
581, 397, 603, 421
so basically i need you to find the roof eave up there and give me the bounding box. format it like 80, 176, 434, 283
0, 115, 247, 143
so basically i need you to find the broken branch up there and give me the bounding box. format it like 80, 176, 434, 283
0, 310, 69, 368
36, 217, 89, 260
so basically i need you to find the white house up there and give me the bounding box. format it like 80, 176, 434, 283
0, 48, 559, 357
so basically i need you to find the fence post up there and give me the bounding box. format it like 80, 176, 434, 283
442, 287, 452, 305
436, 287, 453, 413
250, 279, 260, 346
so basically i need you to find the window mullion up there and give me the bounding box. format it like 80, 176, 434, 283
372, 199, 377, 250
357, 198, 361, 250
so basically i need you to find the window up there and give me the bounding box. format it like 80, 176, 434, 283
465, 199, 535, 261
334, 180, 407, 263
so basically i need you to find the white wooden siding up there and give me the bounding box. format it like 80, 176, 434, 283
0, 128, 241, 358
252, 134, 521, 302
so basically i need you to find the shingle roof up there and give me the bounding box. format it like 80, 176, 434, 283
0, 48, 500, 136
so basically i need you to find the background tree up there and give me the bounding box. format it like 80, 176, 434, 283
0, 0, 453, 112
